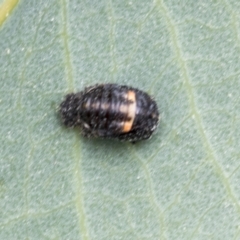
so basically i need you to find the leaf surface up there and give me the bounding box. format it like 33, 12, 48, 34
0, 0, 240, 239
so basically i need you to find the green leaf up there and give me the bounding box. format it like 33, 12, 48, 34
1, 0, 240, 239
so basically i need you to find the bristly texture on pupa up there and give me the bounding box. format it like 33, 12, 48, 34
60, 84, 159, 142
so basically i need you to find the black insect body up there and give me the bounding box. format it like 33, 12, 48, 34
60, 84, 159, 142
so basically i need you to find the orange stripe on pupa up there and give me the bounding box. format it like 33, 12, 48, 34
122, 90, 136, 133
